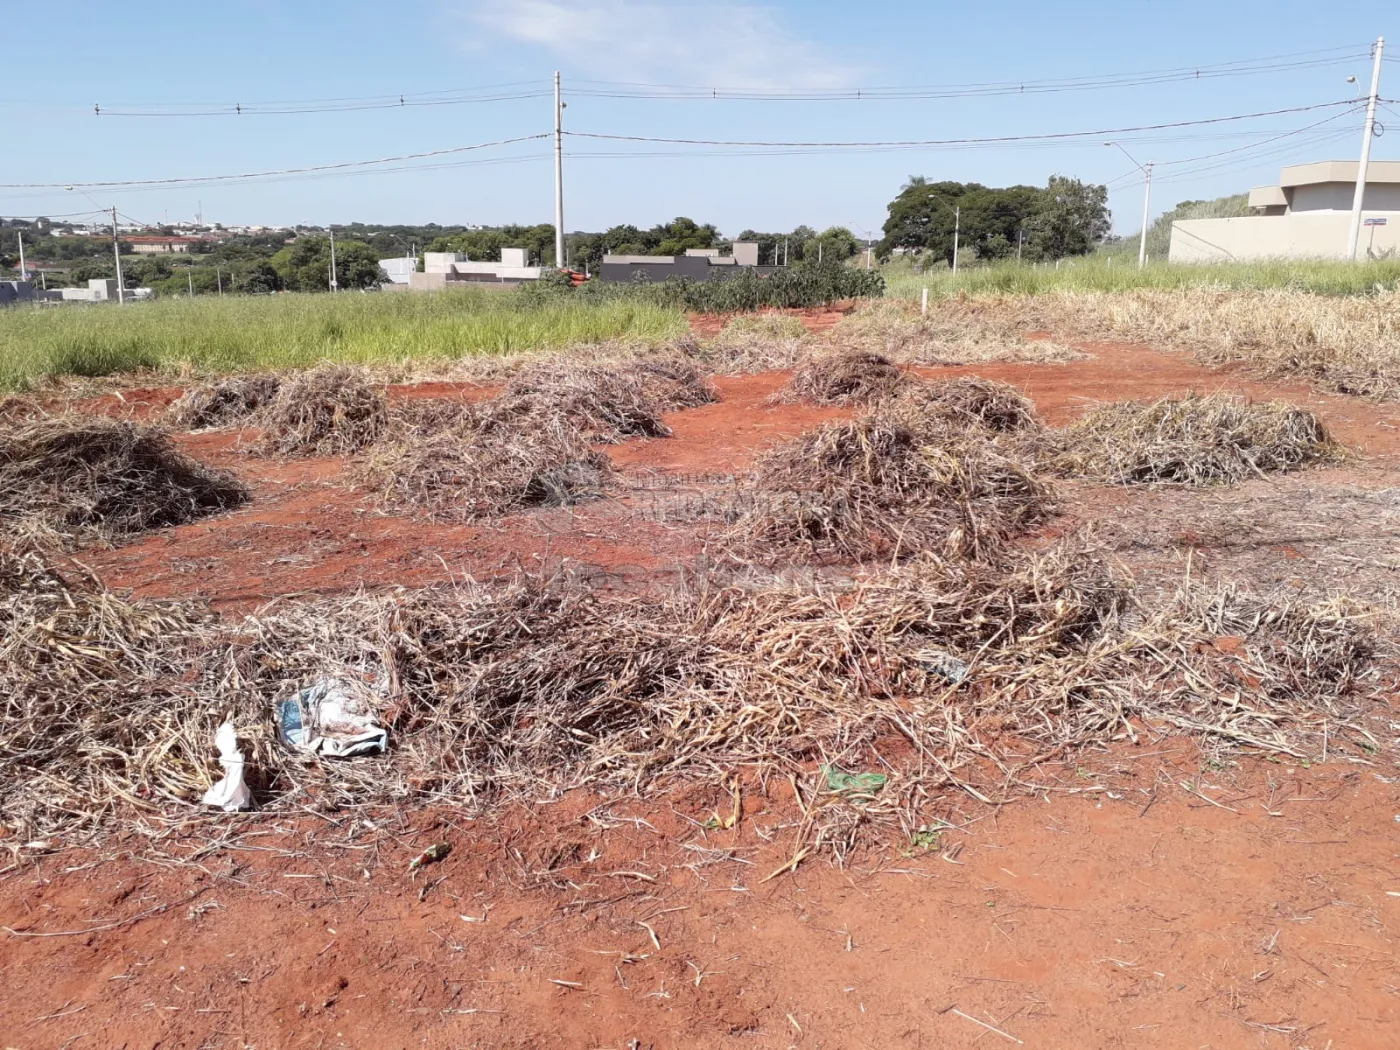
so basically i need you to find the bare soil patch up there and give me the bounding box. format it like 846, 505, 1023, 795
5, 329, 1399, 1048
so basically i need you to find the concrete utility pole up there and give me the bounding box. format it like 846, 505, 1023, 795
188, 270, 194, 297
553, 71, 566, 269
952, 205, 961, 274
17, 231, 25, 278
1347, 36, 1385, 261
111, 206, 125, 305
329, 226, 339, 291
1105, 141, 1153, 268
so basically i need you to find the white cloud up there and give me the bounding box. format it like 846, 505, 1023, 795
458, 1, 858, 92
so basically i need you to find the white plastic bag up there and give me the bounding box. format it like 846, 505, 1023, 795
278, 681, 388, 758
202, 721, 252, 811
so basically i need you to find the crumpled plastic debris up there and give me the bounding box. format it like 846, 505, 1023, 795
278, 681, 388, 758
202, 720, 252, 811
915, 648, 970, 684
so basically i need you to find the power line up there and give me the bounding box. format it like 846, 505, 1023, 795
562, 100, 1359, 151
569, 50, 1369, 102
0, 134, 552, 190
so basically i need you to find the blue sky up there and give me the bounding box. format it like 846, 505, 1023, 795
4, 1, 1394, 238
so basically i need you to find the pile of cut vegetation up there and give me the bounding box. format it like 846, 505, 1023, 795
774, 349, 909, 406
169, 374, 282, 429
488, 356, 716, 442
0, 416, 248, 547
1, 541, 1381, 841
360, 410, 611, 520
721, 412, 1051, 563
699, 313, 812, 373
254, 364, 388, 456
1051, 393, 1338, 485
829, 299, 1083, 365
0, 394, 45, 424
888, 376, 1043, 436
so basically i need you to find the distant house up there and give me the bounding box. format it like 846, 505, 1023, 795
379, 258, 417, 285
124, 235, 209, 255
596, 241, 772, 283
1170, 161, 1400, 262
408, 247, 543, 290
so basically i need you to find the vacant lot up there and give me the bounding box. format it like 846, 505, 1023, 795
2, 293, 1397, 1048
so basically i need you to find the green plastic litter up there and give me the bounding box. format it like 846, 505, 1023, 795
822, 765, 888, 795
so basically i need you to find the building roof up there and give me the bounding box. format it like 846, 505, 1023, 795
1278, 160, 1400, 187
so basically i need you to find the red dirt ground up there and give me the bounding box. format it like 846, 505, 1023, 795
6, 327, 1400, 1048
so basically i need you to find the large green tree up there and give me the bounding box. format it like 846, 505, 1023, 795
270, 236, 383, 291
1026, 176, 1112, 261
879, 175, 1110, 263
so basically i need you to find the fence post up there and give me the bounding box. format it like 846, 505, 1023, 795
921, 287, 929, 315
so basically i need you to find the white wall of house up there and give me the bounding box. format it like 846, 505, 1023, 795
1170, 212, 1400, 262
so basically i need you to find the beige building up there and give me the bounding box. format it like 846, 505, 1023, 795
1169, 161, 1400, 262
408, 247, 543, 291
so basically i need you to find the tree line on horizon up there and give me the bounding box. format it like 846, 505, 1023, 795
1, 173, 1119, 294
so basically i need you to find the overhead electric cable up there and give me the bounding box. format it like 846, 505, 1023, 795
0, 134, 552, 190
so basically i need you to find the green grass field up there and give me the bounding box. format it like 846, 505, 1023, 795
0, 289, 688, 391
883, 256, 1400, 299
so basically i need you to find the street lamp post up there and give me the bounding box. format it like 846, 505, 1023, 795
1105, 141, 1153, 269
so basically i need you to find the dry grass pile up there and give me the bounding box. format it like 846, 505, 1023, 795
169, 374, 282, 429
888, 377, 1043, 436
253, 364, 388, 455
488, 356, 717, 442
0, 417, 248, 547
360, 410, 611, 520
721, 413, 1051, 563
1051, 393, 1337, 485
700, 313, 812, 373
1, 543, 1382, 840
1011, 288, 1400, 401
775, 350, 910, 405
0, 394, 45, 424
829, 299, 1083, 364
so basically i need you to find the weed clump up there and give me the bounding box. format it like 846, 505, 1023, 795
0, 417, 248, 546
1052, 393, 1337, 485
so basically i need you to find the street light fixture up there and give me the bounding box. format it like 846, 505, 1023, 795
1105, 141, 1153, 269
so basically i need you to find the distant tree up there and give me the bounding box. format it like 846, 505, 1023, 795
879, 175, 1109, 264
233, 261, 282, 294
1026, 176, 1111, 260
803, 226, 860, 263
650, 216, 718, 256
270, 236, 383, 291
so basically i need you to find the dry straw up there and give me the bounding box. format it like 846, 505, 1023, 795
359, 410, 611, 520
720, 413, 1051, 563
887, 376, 1044, 436
1051, 393, 1338, 485
169, 374, 282, 429
700, 313, 813, 373
0, 417, 248, 547
828, 299, 1083, 364
0, 543, 1381, 840
253, 364, 388, 456
774, 350, 910, 406
489, 356, 716, 442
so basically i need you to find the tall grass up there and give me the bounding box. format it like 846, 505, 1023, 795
0, 289, 688, 391
883, 256, 1400, 299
